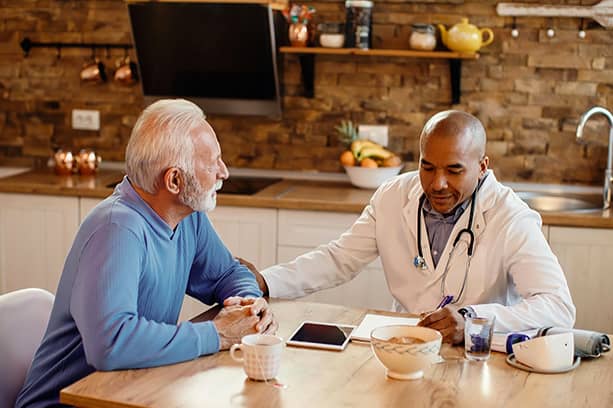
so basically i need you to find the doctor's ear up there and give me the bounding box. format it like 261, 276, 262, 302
479, 155, 489, 177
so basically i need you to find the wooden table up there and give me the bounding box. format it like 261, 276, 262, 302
61, 301, 613, 407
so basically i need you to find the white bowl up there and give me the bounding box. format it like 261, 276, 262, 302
320, 33, 345, 48
512, 332, 574, 371
371, 325, 442, 380
344, 165, 403, 189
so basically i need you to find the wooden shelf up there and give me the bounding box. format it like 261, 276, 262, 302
279, 47, 480, 103
280, 46, 479, 60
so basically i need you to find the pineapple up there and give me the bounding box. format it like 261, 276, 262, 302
335, 120, 359, 147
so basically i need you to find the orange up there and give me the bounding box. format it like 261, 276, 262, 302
339, 150, 356, 166
360, 158, 378, 168
382, 155, 402, 167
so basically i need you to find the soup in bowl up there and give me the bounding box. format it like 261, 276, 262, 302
370, 325, 442, 380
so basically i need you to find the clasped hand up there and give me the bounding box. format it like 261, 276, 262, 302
213, 296, 278, 350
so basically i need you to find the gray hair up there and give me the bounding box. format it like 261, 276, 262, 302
419, 110, 487, 158
126, 99, 206, 194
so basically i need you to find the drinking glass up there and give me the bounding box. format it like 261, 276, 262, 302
464, 315, 495, 361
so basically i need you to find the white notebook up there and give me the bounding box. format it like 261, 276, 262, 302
350, 313, 419, 342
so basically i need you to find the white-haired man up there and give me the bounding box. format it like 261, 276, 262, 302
17, 99, 276, 408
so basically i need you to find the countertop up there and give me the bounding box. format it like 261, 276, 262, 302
0, 168, 612, 229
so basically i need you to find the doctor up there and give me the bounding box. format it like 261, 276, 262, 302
246, 110, 575, 344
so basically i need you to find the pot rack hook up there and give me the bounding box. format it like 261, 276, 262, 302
20, 37, 32, 57
578, 18, 586, 39
56, 45, 62, 60
546, 17, 556, 38
511, 17, 519, 38
105, 45, 110, 59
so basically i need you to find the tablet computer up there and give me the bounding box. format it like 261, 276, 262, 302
286, 321, 356, 351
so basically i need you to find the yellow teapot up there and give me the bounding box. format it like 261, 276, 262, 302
438, 18, 494, 53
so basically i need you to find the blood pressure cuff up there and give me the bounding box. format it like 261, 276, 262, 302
536, 327, 611, 358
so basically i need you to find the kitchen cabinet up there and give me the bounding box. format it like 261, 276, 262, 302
276, 209, 393, 310
178, 206, 278, 321
548, 226, 613, 333
80, 197, 103, 223
0, 193, 79, 294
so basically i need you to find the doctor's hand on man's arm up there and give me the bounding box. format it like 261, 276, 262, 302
418, 304, 465, 345
237, 257, 269, 297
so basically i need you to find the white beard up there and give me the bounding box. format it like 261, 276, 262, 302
180, 173, 223, 213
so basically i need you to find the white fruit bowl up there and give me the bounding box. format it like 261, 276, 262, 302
344, 165, 403, 189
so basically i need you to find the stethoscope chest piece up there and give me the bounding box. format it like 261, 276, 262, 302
413, 255, 427, 270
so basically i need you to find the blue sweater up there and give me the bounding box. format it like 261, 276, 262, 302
16, 177, 262, 407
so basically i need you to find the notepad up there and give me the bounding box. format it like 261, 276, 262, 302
350, 313, 419, 342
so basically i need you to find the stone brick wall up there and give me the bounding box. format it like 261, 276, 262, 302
0, 0, 611, 184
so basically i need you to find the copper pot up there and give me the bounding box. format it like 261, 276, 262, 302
114, 56, 139, 85
53, 149, 75, 175
80, 58, 107, 83
76, 149, 102, 175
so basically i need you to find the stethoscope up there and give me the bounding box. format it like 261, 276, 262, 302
413, 188, 477, 304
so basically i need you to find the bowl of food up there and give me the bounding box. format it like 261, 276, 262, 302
336, 120, 404, 189
343, 165, 403, 189
370, 325, 442, 380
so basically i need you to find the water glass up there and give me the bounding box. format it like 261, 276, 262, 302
464, 315, 495, 361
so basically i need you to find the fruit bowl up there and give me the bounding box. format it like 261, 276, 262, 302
344, 165, 403, 189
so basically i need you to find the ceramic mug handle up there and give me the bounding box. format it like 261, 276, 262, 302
230, 344, 244, 363
480, 28, 494, 47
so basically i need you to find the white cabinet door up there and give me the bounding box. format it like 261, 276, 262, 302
178, 206, 278, 322
277, 209, 393, 310
79, 197, 104, 223
549, 226, 613, 333
207, 206, 277, 269
0, 193, 79, 294
277, 246, 392, 311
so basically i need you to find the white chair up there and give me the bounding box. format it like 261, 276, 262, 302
0, 288, 54, 407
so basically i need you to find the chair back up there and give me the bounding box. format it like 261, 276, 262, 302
0, 288, 54, 407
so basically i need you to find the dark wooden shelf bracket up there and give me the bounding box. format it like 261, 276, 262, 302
449, 59, 462, 105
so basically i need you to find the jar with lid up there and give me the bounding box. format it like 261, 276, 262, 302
409, 23, 436, 51
345, 0, 373, 49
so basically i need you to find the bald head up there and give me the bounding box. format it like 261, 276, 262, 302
419, 110, 486, 161
418, 110, 489, 214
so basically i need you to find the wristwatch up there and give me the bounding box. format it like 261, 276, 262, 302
458, 306, 475, 319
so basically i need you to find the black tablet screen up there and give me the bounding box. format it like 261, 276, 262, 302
289, 323, 353, 346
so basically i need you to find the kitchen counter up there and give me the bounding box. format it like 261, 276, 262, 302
1, 168, 612, 228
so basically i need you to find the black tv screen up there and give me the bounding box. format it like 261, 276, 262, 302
128, 2, 283, 118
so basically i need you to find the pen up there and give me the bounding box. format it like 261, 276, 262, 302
420, 295, 454, 320
435, 295, 454, 310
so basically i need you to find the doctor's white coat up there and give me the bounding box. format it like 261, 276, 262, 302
262, 170, 575, 332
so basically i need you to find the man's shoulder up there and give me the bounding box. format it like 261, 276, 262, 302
376, 170, 420, 197
81, 195, 148, 237
480, 174, 539, 224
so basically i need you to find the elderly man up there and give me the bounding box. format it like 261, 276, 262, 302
17, 99, 276, 408
248, 110, 575, 344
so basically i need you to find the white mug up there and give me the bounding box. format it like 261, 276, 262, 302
230, 334, 284, 380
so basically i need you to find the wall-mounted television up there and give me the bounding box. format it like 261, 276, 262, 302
128, 2, 284, 119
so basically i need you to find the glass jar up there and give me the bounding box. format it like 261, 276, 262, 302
345, 0, 373, 49
409, 23, 436, 51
